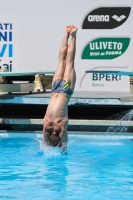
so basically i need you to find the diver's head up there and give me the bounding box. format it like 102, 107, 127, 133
48, 134, 62, 147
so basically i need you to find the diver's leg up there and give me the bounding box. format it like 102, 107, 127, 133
63, 26, 77, 91
52, 26, 71, 85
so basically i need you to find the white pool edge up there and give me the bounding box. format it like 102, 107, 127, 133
0, 131, 133, 140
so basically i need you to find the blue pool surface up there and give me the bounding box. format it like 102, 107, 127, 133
0, 134, 133, 200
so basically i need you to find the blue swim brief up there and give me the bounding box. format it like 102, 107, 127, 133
51, 80, 73, 96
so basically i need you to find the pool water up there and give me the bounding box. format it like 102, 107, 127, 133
0, 134, 133, 200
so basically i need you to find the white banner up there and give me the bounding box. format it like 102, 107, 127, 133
0, 0, 132, 92
0, 14, 17, 71
80, 67, 129, 92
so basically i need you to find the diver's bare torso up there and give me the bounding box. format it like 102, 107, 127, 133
45, 92, 70, 119
43, 93, 70, 142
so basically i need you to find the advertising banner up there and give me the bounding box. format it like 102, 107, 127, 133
82, 38, 130, 60
79, 4, 132, 92
0, 0, 132, 92
82, 7, 131, 29
0, 14, 17, 71
80, 67, 128, 92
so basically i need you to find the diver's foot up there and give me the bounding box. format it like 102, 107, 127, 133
65, 25, 72, 38
70, 26, 78, 37
66, 25, 72, 34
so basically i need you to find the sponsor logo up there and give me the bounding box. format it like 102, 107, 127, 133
91, 72, 122, 88
91, 72, 121, 88
82, 7, 131, 29
81, 38, 130, 60
112, 15, 126, 22
0, 15, 17, 71
79, 67, 128, 87
0, 23, 13, 71
88, 15, 109, 22
92, 73, 121, 81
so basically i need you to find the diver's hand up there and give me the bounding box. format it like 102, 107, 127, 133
61, 142, 67, 155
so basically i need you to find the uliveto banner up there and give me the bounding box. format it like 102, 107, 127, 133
82, 38, 130, 60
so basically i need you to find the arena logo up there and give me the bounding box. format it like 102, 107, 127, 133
82, 7, 131, 29
88, 15, 109, 22
81, 38, 130, 60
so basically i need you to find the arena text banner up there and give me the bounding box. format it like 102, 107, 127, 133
82, 7, 131, 29
0, 15, 17, 71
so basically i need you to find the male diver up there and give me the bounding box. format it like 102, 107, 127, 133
43, 25, 77, 151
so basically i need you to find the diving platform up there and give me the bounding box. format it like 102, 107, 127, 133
0, 91, 133, 106
86, 70, 133, 76
0, 70, 133, 106
0, 70, 133, 132
0, 70, 55, 93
